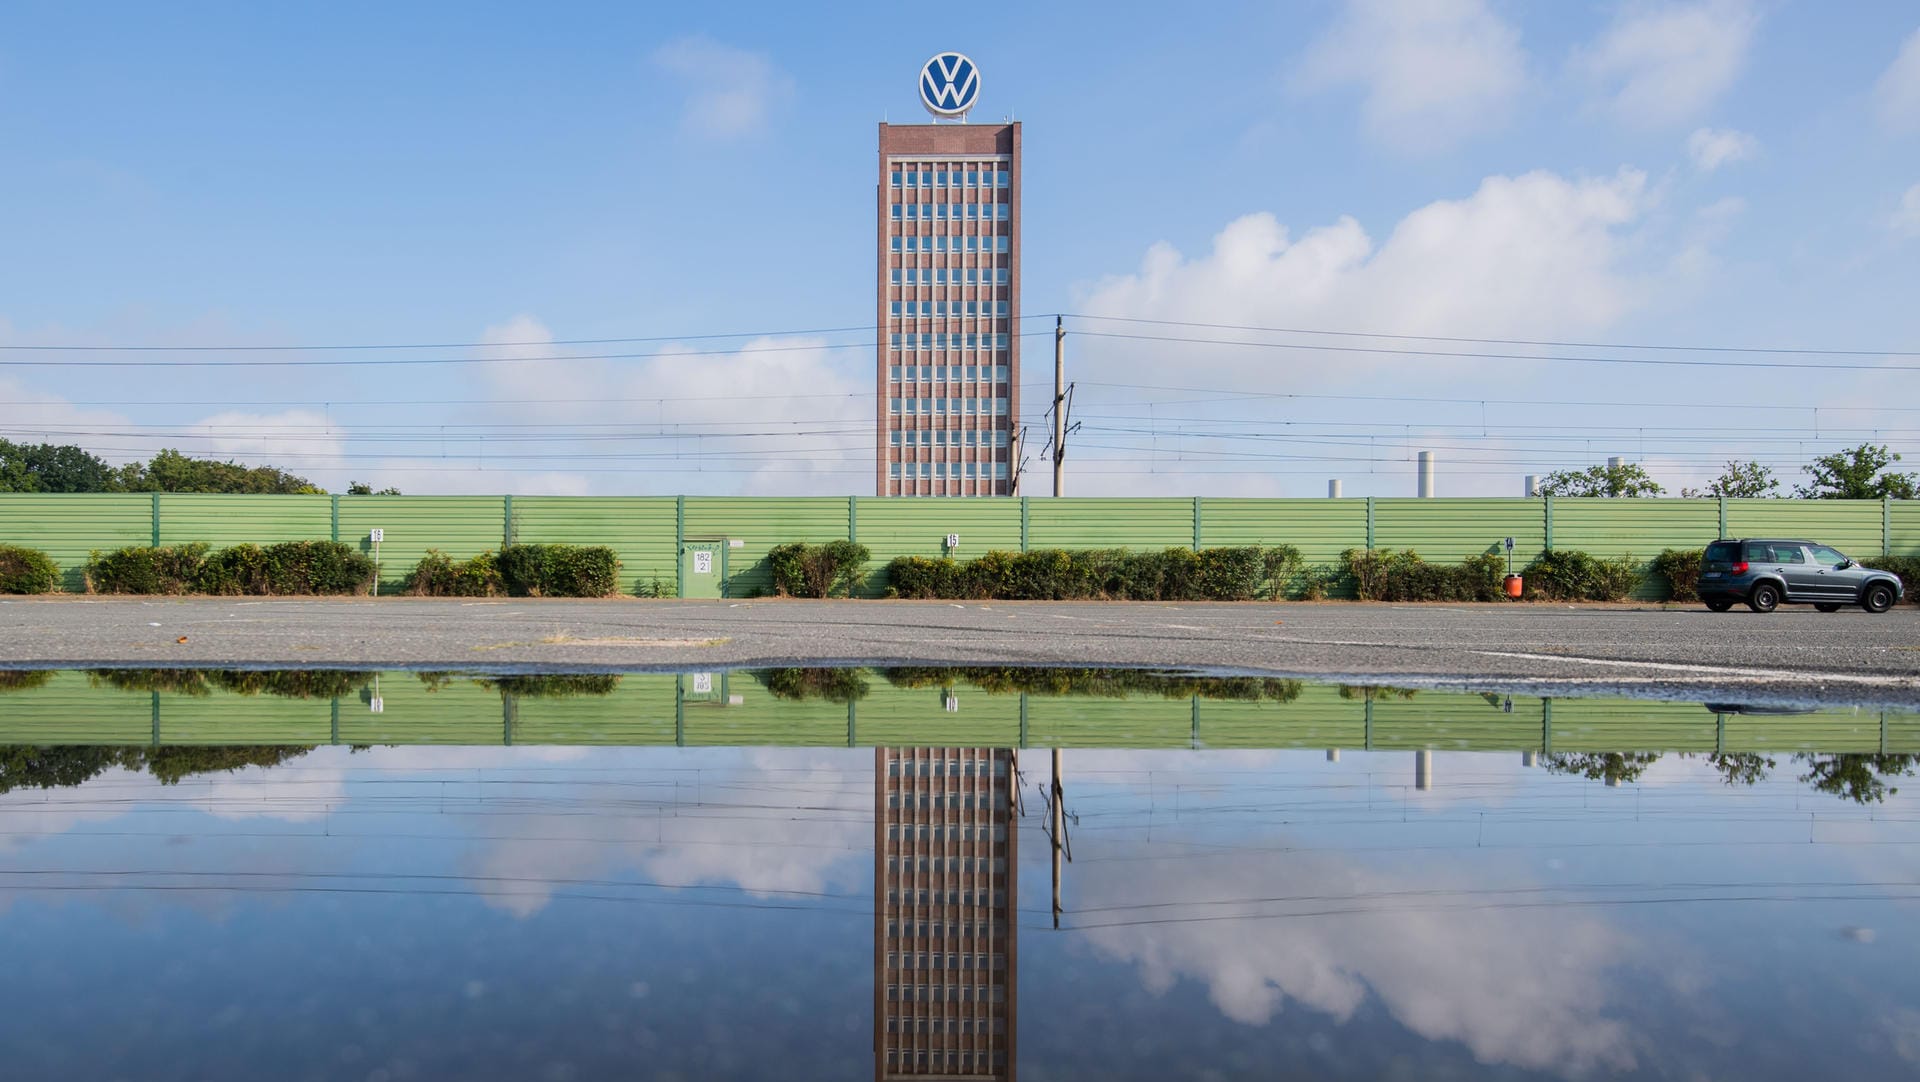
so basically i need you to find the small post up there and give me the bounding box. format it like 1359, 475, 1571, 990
1524, 475, 1538, 497
1414, 749, 1433, 791
1326, 748, 1340, 762
1328, 479, 1342, 498
1522, 750, 1538, 767
1417, 452, 1435, 497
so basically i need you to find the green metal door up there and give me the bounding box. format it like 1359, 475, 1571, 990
679, 541, 724, 599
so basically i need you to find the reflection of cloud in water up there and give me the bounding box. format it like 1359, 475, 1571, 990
1063, 751, 1642, 1075
464, 748, 872, 917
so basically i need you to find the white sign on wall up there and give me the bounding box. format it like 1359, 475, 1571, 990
693, 551, 713, 574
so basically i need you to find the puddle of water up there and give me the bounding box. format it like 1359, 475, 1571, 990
0, 667, 1916, 1079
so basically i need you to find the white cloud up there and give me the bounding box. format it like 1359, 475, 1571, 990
1895, 184, 1920, 238
1686, 126, 1756, 171
1575, 1, 1760, 127
651, 36, 794, 140
1878, 28, 1920, 131
1295, 0, 1529, 151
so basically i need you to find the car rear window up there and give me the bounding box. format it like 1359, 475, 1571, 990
1744, 542, 1804, 563
1705, 542, 1740, 562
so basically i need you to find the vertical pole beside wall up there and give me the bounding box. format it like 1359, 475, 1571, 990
1365, 497, 1375, 550
151, 492, 161, 548
1417, 452, 1435, 498
1328, 479, 1342, 498
1884, 496, 1892, 556
1020, 496, 1030, 552
675, 495, 686, 599
503, 494, 514, 548
330, 495, 340, 543
1192, 496, 1202, 551
1544, 496, 1555, 550
848, 495, 859, 546
1719, 495, 1729, 539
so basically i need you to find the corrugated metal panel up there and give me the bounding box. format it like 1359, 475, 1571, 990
1724, 499, 1883, 557
682, 497, 851, 597
1368, 694, 1541, 750
335, 496, 507, 591
857, 497, 1023, 597
1551, 498, 1721, 599
157, 494, 332, 550
1887, 714, 1920, 754
335, 674, 505, 744
160, 690, 332, 745
511, 496, 678, 596
0, 670, 151, 743
1889, 502, 1920, 555
1025, 696, 1191, 748
1198, 499, 1368, 566
686, 695, 849, 746
1374, 498, 1546, 563
0, 494, 154, 591
855, 680, 1022, 746
1026, 498, 1194, 551
511, 676, 678, 744
1197, 694, 1366, 750
1548, 699, 1715, 753
1722, 710, 1883, 753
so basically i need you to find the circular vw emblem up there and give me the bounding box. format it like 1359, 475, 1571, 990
919, 52, 980, 118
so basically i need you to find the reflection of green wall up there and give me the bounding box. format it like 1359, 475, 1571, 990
1, 668, 1915, 755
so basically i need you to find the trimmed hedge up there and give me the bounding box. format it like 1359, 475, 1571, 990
1524, 550, 1642, 602
0, 544, 59, 594
768, 540, 870, 598
1342, 549, 1505, 602
1652, 548, 1704, 602
85, 541, 373, 595
884, 545, 1304, 601
406, 544, 620, 598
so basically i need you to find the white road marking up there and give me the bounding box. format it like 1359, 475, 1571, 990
1476, 650, 1918, 686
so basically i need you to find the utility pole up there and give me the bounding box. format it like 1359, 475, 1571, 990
1052, 316, 1065, 497
1050, 746, 1066, 928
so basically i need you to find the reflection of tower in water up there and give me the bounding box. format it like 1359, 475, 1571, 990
875, 747, 1017, 1080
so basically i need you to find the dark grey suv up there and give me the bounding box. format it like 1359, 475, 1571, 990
1697, 538, 1903, 614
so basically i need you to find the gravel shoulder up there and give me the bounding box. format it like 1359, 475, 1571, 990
3, 596, 1918, 708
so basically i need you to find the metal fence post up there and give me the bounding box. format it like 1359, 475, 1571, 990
503, 494, 514, 547
1365, 497, 1375, 550
330, 494, 340, 543
848, 495, 859, 545
1884, 496, 1892, 556
1020, 497, 1030, 552
151, 492, 161, 548
675, 495, 686, 598
1192, 496, 1203, 551
1544, 496, 1554, 550
1718, 495, 1728, 539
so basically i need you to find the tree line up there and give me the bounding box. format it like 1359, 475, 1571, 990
0, 440, 396, 495
1536, 443, 1916, 499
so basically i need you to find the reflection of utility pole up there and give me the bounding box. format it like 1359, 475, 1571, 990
1043, 747, 1073, 929
1414, 749, 1433, 791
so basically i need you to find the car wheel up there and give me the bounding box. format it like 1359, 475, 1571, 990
1815, 603, 1842, 613
1747, 582, 1780, 613
1704, 598, 1734, 612
1862, 583, 1896, 614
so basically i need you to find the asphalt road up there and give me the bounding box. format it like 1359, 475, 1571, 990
3, 596, 1918, 707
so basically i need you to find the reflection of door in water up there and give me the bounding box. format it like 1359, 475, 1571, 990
680, 542, 724, 598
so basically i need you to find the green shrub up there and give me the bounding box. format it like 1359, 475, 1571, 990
494, 544, 620, 597
405, 549, 503, 597
767, 540, 872, 598
192, 540, 374, 596
1864, 555, 1920, 604
1341, 549, 1504, 602
887, 555, 966, 599
1195, 546, 1268, 601
1652, 548, 1704, 602
85, 543, 209, 594
885, 545, 1307, 601
1526, 550, 1642, 602
1296, 564, 1345, 601
756, 667, 870, 702
0, 544, 59, 594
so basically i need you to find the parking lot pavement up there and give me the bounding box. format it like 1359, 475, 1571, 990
1, 597, 1916, 707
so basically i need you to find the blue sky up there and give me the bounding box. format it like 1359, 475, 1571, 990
2, 1, 1918, 496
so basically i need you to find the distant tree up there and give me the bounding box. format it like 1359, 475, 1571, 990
1544, 751, 1663, 785
1794, 444, 1918, 500
1703, 752, 1774, 786
1536, 462, 1665, 498
0, 745, 123, 794
1795, 753, 1916, 804
346, 481, 401, 495
1682, 460, 1778, 499
0, 439, 119, 492
115, 448, 322, 495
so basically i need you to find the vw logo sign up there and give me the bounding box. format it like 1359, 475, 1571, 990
919, 52, 980, 118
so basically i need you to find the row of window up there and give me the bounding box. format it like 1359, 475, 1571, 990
891, 463, 1012, 480
890, 300, 1009, 318
891, 267, 1009, 286
886, 825, 1009, 844
885, 856, 1008, 874
891, 169, 1011, 188
886, 918, 1009, 938
881, 1049, 1008, 1071
890, 333, 1011, 350
884, 984, 1009, 1004
886, 951, 1007, 972
886, 757, 1011, 777
889, 398, 1010, 417
891, 431, 1011, 450
890, 202, 1009, 222
890, 365, 1010, 383
891, 235, 1010, 254
882, 1016, 1007, 1036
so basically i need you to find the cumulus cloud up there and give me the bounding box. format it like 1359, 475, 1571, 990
1686, 126, 1756, 171
1295, 0, 1528, 151
1575, 1, 1760, 127
1895, 184, 1920, 238
651, 36, 794, 140
1878, 28, 1920, 131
